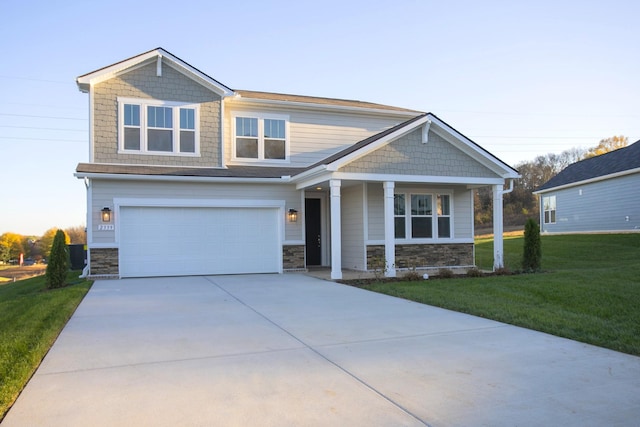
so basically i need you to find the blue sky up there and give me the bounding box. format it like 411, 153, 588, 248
1, 0, 638, 236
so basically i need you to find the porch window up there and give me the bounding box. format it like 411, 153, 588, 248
543, 195, 556, 224
233, 112, 289, 162
394, 194, 406, 238
394, 192, 452, 239
118, 98, 199, 155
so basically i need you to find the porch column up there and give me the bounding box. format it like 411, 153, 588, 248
492, 184, 504, 270
383, 181, 396, 277
330, 179, 342, 280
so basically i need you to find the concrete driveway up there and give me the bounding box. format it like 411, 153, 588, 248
3, 274, 639, 426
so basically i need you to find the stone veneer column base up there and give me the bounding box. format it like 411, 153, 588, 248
367, 243, 474, 270
283, 245, 306, 271
89, 248, 119, 278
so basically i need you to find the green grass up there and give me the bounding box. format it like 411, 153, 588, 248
362, 233, 640, 356
0, 271, 92, 420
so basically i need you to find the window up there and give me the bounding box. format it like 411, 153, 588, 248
118, 98, 198, 155
543, 195, 556, 224
394, 192, 452, 239
394, 194, 406, 238
437, 195, 451, 238
411, 195, 433, 238
233, 113, 288, 161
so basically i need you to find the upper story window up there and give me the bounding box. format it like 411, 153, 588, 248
543, 195, 556, 224
395, 192, 452, 239
232, 112, 289, 162
118, 97, 199, 156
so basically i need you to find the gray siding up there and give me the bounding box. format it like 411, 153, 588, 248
341, 184, 366, 270
224, 101, 405, 167
93, 60, 222, 166
90, 180, 302, 244
340, 129, 498, 178
540, 173, 640, 233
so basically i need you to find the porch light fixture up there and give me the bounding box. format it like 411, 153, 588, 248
101, 207, 112, 223
288, 209, 298, 222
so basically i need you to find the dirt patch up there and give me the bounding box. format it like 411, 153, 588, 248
0, 265, 47, 282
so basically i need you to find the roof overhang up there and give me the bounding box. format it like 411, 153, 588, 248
74, 171, 290, 184
76, 48, 235, 97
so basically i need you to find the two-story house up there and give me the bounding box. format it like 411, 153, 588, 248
75, 48, 519, 279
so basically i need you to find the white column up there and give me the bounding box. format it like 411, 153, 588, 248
492, 184, 504, 270
330, 179, 342, 280
383, 181, 396, 277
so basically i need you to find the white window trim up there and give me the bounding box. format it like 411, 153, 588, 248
394, 191, 454, 242
543, 195, 556, 224
231, 111, 290, 163
117, 97, 200, 157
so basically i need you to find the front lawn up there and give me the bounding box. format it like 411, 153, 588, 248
0, 271, 92, 420
361, 233, 640, 356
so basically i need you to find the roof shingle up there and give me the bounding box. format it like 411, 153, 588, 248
536, 140, 640, 191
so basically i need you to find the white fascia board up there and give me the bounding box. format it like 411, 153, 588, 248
532, 167, 640, 195
77, 48, 234, 97
229, 96, 421, 118
328, 115, 432, 170
74, 172, 290, 184
331, 172, 505, 185
427, 115, 519, 179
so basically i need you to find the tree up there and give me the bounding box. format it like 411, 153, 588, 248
522, 218, 541, 272
0, 232, 25, 262
584, 136, 628, 159
45, 230, 70, 289
39, 228, 70, 259
64, 226, 87, 244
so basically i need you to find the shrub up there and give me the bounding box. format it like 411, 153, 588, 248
45, 230, 70, 289
466, 267, 484, 278
522, 218, 542, 272
438, 268, 455, 279
402, 270, 423, 281
494, 267, 512, 276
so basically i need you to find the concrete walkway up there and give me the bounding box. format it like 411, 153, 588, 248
2, 274, 639, 426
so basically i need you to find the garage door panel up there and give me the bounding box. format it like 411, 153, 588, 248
119, 206, 280, 277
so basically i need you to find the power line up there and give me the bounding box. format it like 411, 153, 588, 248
0, 125, 86, 132
0, 113, 86, 121
5, 102, 85, 110
0, 136, 85, 142
0, 75, 72, 85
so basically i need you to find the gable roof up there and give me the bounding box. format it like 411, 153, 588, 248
301, 113, 519, 179
535, 140, 640, 192
76, 47, 234, 96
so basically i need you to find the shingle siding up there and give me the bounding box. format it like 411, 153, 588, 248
339, 129, 498, 178
93, 60, 221, 166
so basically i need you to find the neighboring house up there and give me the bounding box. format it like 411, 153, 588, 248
75, 48, 519, 279
534, 140, 640, 234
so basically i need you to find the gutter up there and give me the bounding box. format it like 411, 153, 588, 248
73, 172, 291, 184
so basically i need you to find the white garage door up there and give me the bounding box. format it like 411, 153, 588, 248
119, 206, 280, 277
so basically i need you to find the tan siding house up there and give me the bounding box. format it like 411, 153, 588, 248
75, 48, 519, 279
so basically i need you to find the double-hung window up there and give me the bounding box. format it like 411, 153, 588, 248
543, 195, 556, 224
394, 192, 452, 239
119, 98, 199, 155
233, 113, 288, 161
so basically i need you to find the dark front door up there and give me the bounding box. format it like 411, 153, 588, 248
305, 198, 322, 265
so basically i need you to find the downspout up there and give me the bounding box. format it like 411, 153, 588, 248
493, 179, 514, 270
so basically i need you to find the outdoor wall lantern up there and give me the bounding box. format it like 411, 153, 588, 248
101, 207, 112, 223
288, 209, 298, 222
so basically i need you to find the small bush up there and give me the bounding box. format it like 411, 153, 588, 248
466, 267, 484, 278
402, 270, 423, 281
438, 268, 455, 279
522, 218, 542, 272
494, 267, 512, 276
45, 230, 70, 289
